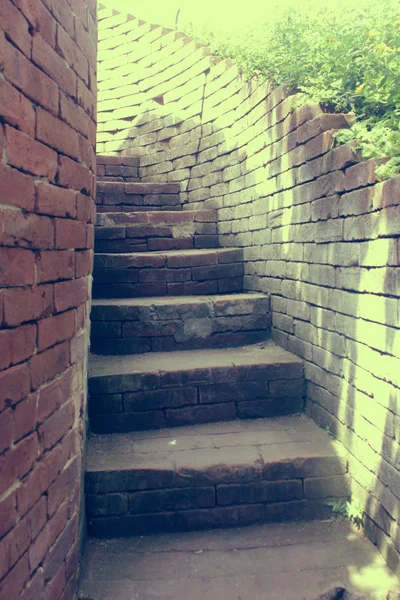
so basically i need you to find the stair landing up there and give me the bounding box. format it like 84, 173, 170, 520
79, 519, 399, 600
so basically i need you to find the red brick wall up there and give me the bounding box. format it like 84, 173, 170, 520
0, 1, 96, 598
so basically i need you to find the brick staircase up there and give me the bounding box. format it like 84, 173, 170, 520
84, 155, 350, 538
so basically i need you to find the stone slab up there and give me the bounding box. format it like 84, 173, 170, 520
79, 520, 400, 599
89, 340, 302, 379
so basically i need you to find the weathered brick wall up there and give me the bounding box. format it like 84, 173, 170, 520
222, 147, 400, 575
98, 10, 400, 574
0, 1, 96, 598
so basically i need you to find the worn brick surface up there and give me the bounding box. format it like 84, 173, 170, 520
90, 293, 270, 354
92, 248, 244, 298
88, 342, 303, 433
84, 415, 350, 536
94, 209, 218, 253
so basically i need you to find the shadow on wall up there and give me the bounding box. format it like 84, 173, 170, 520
96, 5, 400, 579
264, 154, 400, 576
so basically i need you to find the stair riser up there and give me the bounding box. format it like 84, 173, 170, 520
95, 237, 218, 253
89, 395, 304, 433
94, 238, 193, 253
90, 330, 269, 354
96, 193, 181, 210
97, 175, 140, 181
96, 204, 182, 212
97, 165, 139, 181
90, 296, 271, 354
97, 182, 180, 194
97, 157, 139, 181
92, 278, 243, 298
85, 500, 335, 537
86, 466, 349, 537
94, 223, 218, 253
96, 182, 181, 210
88, 367, 304, 433
97, 156, 139, 167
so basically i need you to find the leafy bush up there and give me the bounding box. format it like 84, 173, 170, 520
184, 0, 400, 177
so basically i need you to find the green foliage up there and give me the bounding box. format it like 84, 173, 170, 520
375, 157, 400, 180
346, 499, 365, 530
334, 118, 400, 179
327, 497, 364, 529
185, 0, 400, 175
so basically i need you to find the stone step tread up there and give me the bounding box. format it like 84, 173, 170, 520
96, 210, 216, 226
97, 181, 180, 194
88, 340, 302, 380
96, 205, 182, 213
94, 248, 243, 269
94, 223, 196, 239
95, 248, 241, 259
85, 414, 348, 487
94, 238, 217, 255
91, 292, 268, 309
95, 221, 194, 234
97, 177, 141, 183
92, 248, 244, 296
86, 414, 341, 465
97, 155, 139, 167
79, 520, 399, 600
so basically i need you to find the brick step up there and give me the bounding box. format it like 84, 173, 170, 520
88, 341, 304, 433
97, 155, 139, 183
85, 414, 349, 537
92, 248, 244, 298
98, 176, 141, 183
94, 210, 218, 253
90, 293, 271, 355
96, 181, 181, 212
